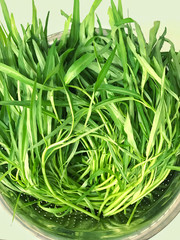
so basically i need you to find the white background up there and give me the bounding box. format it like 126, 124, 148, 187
0, 0, 180, 239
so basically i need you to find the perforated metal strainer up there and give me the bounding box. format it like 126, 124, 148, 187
0, 169, 179, 240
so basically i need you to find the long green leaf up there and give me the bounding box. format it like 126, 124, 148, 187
148, 21, 160, 54
0, 0, 11, 33
64, 53, 95, 84
0, 63, 62, 91
94, 46, 116, 91
69, 0, 80, 46
146, 69, 166, 157
124, 113, 139, 154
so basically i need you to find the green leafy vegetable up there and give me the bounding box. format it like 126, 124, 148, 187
0, 0, 179, 225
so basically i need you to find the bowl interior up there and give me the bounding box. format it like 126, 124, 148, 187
0, 32, 179, 240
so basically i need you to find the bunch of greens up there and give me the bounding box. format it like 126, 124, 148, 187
0, 0, 179, 223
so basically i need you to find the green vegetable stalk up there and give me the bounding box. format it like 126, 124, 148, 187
0, 0, 179, 224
